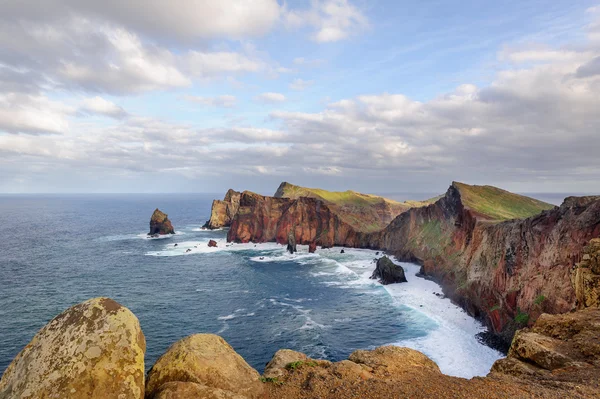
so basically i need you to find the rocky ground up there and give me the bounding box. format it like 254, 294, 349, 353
1, 297, 599, 399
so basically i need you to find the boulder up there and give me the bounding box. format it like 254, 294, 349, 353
149, 208, 175, 235
145, 334, 263, 399
263, 349, 308, 379
152, 381, 247, 399
286, 230, 297, 254
0, 297, 146, 399
208, 240, 217, 248
340, 249, 345, 254
349, 346, 441, 377
370, 256, 407, 285
308, 242, 317, 253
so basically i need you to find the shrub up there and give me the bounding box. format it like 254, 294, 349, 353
534, 295, 546, 305
515, 308, 529, 325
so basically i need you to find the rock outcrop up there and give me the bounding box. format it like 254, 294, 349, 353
149, 208, 175, 235
308, 242, 317, 253
3, 298, 600, 399
370, 256, 407, 284
208, 239, 217, 248
145, 334, 263, 399
571, 238, 600, 309
490, 308, 600, 396
286, 230, 297, 254
203, 189, 241, 229
0, 297, 146, 399
371, 186, 600, 345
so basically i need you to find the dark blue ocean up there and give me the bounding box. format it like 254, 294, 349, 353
0, 194, 506, 379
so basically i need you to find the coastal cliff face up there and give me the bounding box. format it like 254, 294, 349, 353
4, 298, 599, 399
216, 182, 600, 345
227, 191, 363, 247
370, 185, 600, 344
204, 189, 241, 229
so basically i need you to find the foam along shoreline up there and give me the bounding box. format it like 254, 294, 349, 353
144, 239, 502, 378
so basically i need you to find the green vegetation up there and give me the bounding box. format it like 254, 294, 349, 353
515, 308, 530, 325
285, 360, 318, 370
274, 182, 438, 232
453, 182, 554, 221
534, 294, 546, 305
260, 377, 284, 385
489, 304, 501, 312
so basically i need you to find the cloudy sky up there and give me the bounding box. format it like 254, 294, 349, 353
1, 0, 600, 195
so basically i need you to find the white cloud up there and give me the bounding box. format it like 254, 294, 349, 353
285, 0, 369, 43
293, 57, 326, 67
256, 92, 286, 103
1, 0, 282, 42
80, 96, 128, 118
0, 93, 74, 135
290, 78, 314, 91
183, 95, 237, 108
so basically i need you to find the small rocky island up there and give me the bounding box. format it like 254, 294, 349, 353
370, 256, 407, 284
148, 208, 174, 236
1, 297, 599, 398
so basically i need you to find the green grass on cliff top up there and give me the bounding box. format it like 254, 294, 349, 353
453, 182, 554, 221
275, 182, 436, 208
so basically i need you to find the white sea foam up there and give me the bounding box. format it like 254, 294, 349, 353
146, 240, 281, 257
218, 314, 236, 321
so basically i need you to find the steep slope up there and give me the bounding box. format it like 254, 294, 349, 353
227, 191, 362, 247
370, 184, 600, 345
274, 182, 434, 232
453, 182, 554, 220
203, 189, 241, 229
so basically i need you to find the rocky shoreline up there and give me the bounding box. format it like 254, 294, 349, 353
1, 297, 599, 398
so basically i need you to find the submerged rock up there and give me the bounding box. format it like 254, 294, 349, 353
149, 208, 175, 235
208, 239, 217, 248
308, 242, 317, 253
287, 230, 297, 254
145, 334, 263, 399
0, 297, 146, 399
370, 256, 407, 285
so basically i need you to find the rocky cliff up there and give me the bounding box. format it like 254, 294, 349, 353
3, 298, 599, 398
274, 181, 433, 232
370, 185, 600, 345
216, 182, 599, 346
149, 208, 175, 235
203, 189, 241, 229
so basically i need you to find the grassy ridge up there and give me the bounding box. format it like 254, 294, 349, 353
274, 182, 434, 232
453, 182, 555, 221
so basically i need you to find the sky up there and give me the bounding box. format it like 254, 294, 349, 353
1, 0, 600, 195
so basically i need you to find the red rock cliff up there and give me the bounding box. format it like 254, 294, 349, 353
203, 189, 241, 229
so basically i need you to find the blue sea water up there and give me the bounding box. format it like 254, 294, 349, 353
0, 194, 502, 379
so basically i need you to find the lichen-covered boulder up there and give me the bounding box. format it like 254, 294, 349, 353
263, 349, 308, 378
149, 208, 175, 235
152, 381, 248, 399
146, 334, 263, 399
370, 257, 407, 285
0, 297, 146, 399
349, 346, 440, 377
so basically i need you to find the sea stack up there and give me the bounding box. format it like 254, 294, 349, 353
308, 241, 317, 253
370, 256, 407, 285
287, 230, 297, 254
149, 208, 175, 235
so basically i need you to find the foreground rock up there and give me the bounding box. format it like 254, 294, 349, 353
571, 238, 600, 309
203, 189, 241, 229
370, 256, 407, 284
263, 341, 599, 399
0, 297, 146, 399
208, 239, 217, 248
145, 334, 263, 399
149, 208, 175, 235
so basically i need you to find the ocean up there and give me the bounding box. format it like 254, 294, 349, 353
0, 193, 505, 379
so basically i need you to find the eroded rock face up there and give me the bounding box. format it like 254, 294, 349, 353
145, 334, 263, 399
491, 308, 600, 378
204, 189, 241, 229
0, 297, 146, 399
149, 208, 175, 235
571, 238, 600, 309
370, 256, 407, 285
287, 230, 297, 254
308, 242, 317, 253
